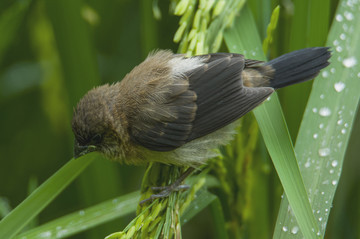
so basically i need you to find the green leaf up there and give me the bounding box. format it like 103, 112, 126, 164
224, 5, 321, 239
274, 0, 360, 237
0, 153, 96, 239
16, 191, 139, 239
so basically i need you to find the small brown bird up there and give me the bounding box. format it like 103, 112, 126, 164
72, 47, 330, 168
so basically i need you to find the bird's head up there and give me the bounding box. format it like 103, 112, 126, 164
71, 85, 123, 159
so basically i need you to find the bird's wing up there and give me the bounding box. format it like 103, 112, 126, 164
187, 54, 273, 141
130, 53, 273, 151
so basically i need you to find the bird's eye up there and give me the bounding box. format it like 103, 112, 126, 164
91, 134, 103, 144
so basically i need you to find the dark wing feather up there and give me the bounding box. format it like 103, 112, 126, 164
131, 88, 197, 151
187, 54, 273, 140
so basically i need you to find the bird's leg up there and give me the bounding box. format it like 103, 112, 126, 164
139, 167, 195, 205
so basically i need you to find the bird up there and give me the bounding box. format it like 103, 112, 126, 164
72, 47, 331, 200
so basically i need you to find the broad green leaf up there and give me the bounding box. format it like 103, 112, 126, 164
224, 5, 320, 239
0, 154, 96, 239
16, 191, 139, 239
274, 1, 360, 237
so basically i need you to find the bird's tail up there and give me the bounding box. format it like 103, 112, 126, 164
264, 47, 331, 89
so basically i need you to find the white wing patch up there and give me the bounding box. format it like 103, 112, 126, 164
169, 56, 205, 77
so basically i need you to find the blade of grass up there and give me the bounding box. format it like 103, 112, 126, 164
209, 197, 228, 239
224, 5, 321, 238
274, 0, 360, 237
16, 191, 139, 239
0, 153, 97, 239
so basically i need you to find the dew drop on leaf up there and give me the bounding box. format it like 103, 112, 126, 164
318, 148, 330, 157
291, 226, 299, 234
343, 56, 357, 68
322, 70, 329, 78
335, 14, 343, 22
319, 107, 331, 117
344, 11, 354, 21
334, 82, 345, 92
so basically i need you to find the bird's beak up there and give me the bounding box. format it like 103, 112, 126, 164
74, 143, 97, 158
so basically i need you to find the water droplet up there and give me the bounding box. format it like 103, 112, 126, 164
344, 11, 354, 21
282, 226, 288, 232
313, 133, 319, 139
319, 148, 330, 157
334, 82, 346, 92
332, 180, 338, 185
319, 107, 331, 117
39, 231, 52, 238
305, 161, 311, 168
340, 33, 346, 40
320, 94, 325, 99
79, 210, 85, 216
291, 226, 299, 234
336, 46, 343, 52
322, 71, 329, 78
343, 56, 357, 68
319, 123, 324, 129
332, 160, 338, 167
341, 128, 346, 134
325, 200, 329, 204
333, 39, 339, 46
325, 208, 329, 212
344, 123, 349, 128
357, 72, 360, 78
316, 210, 320, 214
330, 169, 335, 174
321, 191, 325, 195
312, 107, 318, 113
335, 14, 343, 22
319, 217, 323, 221
337, 119, 343, 125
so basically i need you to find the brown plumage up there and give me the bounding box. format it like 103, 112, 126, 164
72, 47, 331, 166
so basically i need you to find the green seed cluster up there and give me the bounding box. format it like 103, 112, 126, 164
173, 0, 245, 56
105, 175, 208, 239
262, 6, 280, 54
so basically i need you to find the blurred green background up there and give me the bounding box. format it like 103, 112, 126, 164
0, 0, 359, 238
